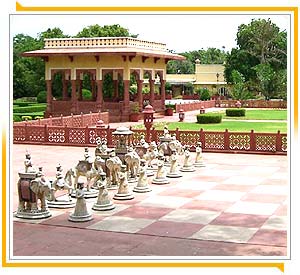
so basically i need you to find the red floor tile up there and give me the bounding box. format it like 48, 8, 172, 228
138, 220, 204, 238
260, 179, 288, 185
248, 229, 287, 247
212, 184, 255, 192
210, 212, 269, 227
113, 205, 173, 219
274, 204, 288, 216
180, 199, 233, 212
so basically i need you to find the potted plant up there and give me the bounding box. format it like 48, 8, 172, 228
165, 102, 174, 116
129, 102, 140, 122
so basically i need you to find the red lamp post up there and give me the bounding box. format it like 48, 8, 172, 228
178, 109, 185, 122
143, 104, 155, 143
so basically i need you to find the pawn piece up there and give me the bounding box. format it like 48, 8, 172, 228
92, 173, 115, 211
194, 142, 205, 167
133, 159, 151, 193
180, 146, 196, 172
69, 182, 93, 222
152, 154, 170, 185
113, 165, 134, 200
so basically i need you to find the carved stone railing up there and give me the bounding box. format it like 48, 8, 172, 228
13, 125, 287, 155
44, 37, 167, 52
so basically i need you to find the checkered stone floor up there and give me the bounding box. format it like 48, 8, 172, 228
12, 145, 288, 256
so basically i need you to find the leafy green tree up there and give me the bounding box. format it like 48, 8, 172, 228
76, 24, 138, 38
196, 88, 211, 100
229, 70, 253, 100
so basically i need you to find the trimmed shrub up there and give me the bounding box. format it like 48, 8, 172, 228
13, 104, 46, 113
37, 91, 47, 103
13, 115, 22, 122
13, 102, 30, 107
82, 89, 92, 100
225, 108, 246, 117
197, 113, 222, 124
21, 115, 32, 121
34, 116, 44, 120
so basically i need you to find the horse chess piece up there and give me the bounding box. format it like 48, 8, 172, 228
92, 172, 115, 211
113, 165, 134, 200
69, 182, 93, 222
194, 142, 205, 167
167, 150, 182, 178
47, 164, 75, 209
133, 159, 151, 193
180, 146, 196, 172
152, 154, 170, 185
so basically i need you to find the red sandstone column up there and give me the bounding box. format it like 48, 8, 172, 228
149, 79, 155, 106
160, 79, 166, 110
71, 80, 78, 113
91, 79, 97, 101
123, 80, 130, 116
62, 78, 68, 100
78, 79, 83, 101
96, 80, 103, 110
46, 80, 52, 113
137, 79, 143, 111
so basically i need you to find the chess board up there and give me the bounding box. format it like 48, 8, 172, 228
13, 150, 288, 257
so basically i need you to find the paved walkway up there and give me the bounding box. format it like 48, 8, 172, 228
12, 144, 288, 257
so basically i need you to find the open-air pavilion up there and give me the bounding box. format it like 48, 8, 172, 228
22, 37, 185, 122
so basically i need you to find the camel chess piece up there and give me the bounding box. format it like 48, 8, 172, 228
194, 142, 205, 167
69, 182, 93, 222
92, 172, 115, 211
113, 165, 134, 200
152, 154, 170, 185
133, 159, 151, 193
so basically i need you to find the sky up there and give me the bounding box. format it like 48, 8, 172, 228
10, 13, 290, 53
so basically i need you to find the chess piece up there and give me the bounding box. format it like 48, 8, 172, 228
24, 151, 35, 173
180, 146, 196, 172
92, 172, 115, 211
125, 146, 140, 185
133, 159, 151, 193
152, 154, 170, 185
194, 142, 205, 167
69, 182, 93, 222
167, 150, 182, 178
113, 165, 134, 200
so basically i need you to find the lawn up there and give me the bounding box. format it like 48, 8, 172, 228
133, 121, 287, 133
219, 109, 287, 120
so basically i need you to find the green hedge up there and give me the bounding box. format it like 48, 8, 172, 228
37, 91, 47, 103
13, 104, 46, 113
225, 108, 246, 117
13, 115, 22, 122
197, 113, 222, 124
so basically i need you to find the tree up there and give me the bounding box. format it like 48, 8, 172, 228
224, 18, 287, 99
76, 24, 138, 38
229, 70, 253, 100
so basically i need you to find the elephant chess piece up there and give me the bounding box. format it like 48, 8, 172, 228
15, 164, 52, 220
143, 141, 158, 173
152, 154, 170, 185
194, 142, 205, 167
69, 182, 93, 222
106, 153, 122, 190
133, 159, 151, 193
124, 146, 140, 185
92, 172, 115, 211
113, 165, 134, 200
180, 146, 196, 172
167, 150, 182, 178
47, 164, 75, 208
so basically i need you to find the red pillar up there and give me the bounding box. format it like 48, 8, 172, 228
123, 80, 130, 118
137, 79, 143, 111
160, 79, 166, 110
62, 74, 68, 100
78, 79, 83, 101
96, 80, 103, 110
46, 80, 52, 113
71, 80, 78, 113
91, 79, 96, 101
149, 79, 155, 107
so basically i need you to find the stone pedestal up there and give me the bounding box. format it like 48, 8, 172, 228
180, 164, 196, 172
47, 195, 75, 209
71, 187, 98, 199
180, 148, 196, 172
152, 159, 170, 185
